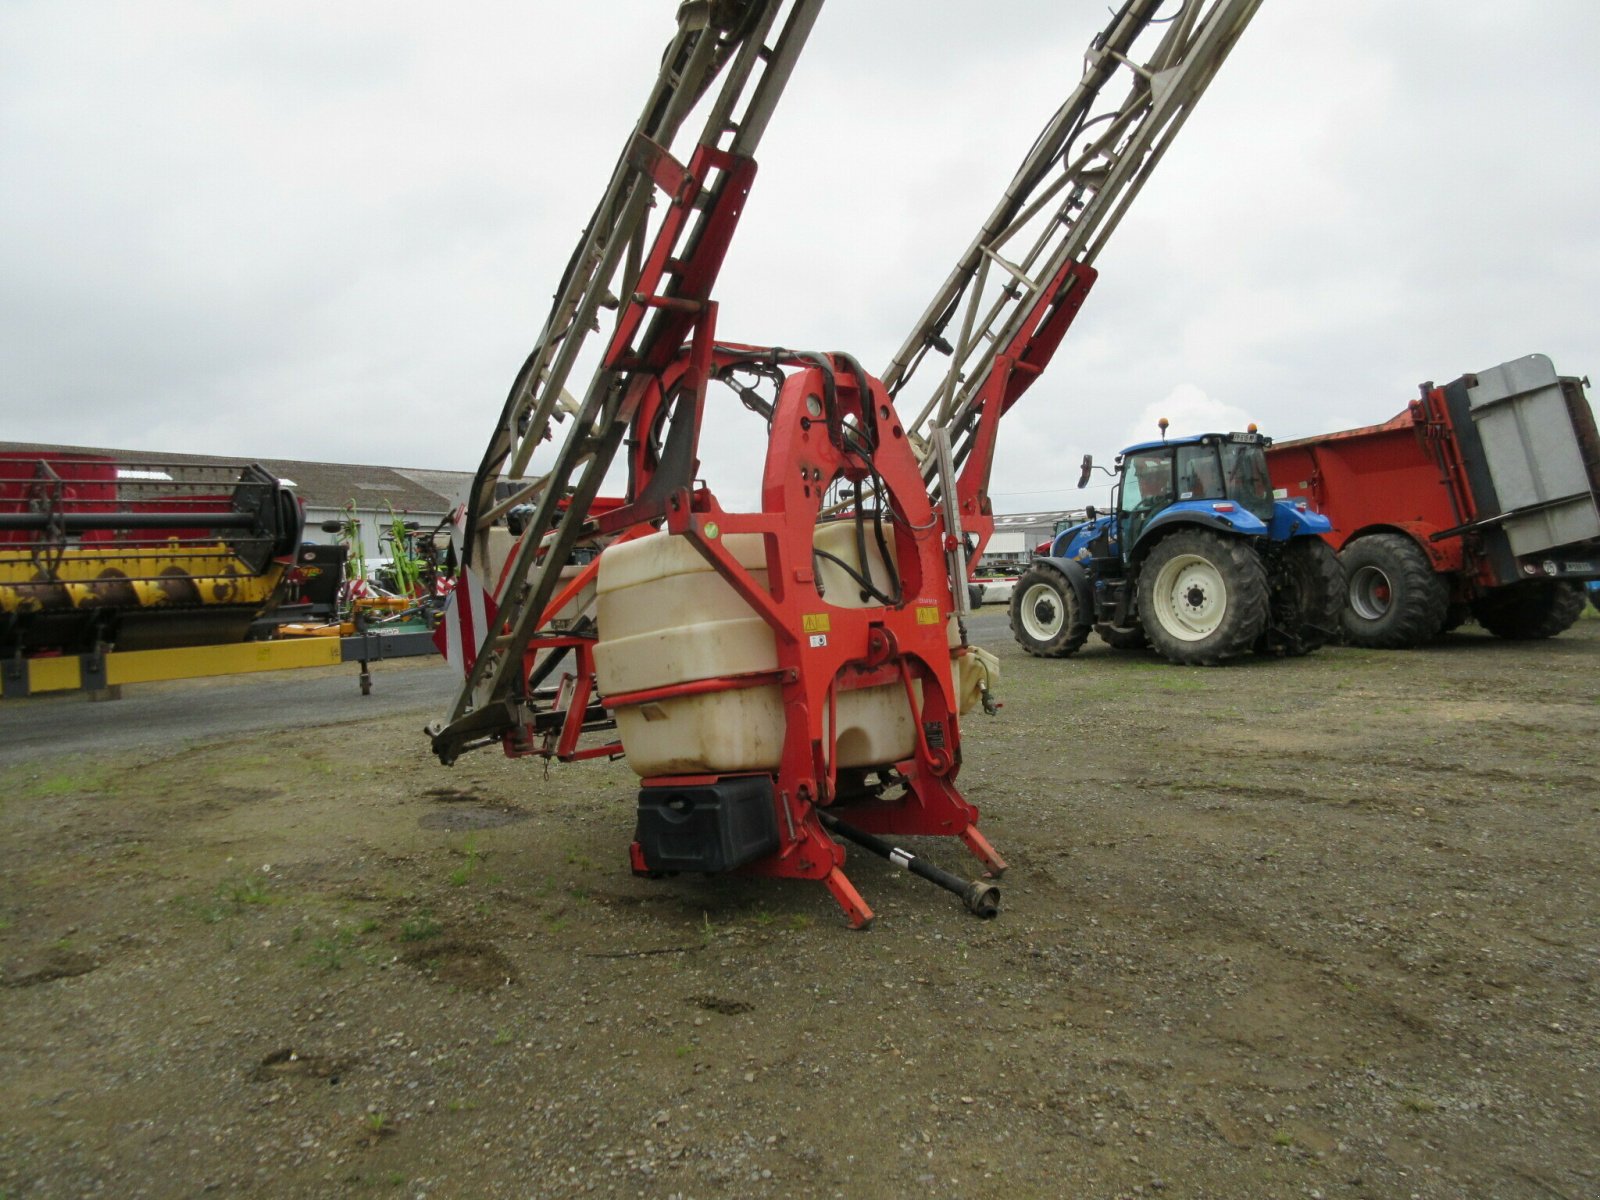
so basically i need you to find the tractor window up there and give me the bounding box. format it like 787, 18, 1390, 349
1221, 442, 1275, 522
1118, 449, 1175, 548
1120, 450, 1175, 513
1175, 444, 1224, 501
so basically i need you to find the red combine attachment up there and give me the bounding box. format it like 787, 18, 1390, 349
1, 453, 302, 657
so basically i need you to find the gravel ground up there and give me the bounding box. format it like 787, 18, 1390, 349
2, 611, 1597, 1198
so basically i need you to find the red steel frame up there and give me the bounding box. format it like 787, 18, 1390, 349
507, 330, 1011, 927
478, 52, 1104, 926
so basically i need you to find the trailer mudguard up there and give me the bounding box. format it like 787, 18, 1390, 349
1340, 521, 1463, 573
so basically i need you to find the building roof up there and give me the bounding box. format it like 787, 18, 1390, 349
993, 508, 1085, 530
0, 441, 469, 515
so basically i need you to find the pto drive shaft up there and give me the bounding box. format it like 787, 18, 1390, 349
817, 810, 1000, 919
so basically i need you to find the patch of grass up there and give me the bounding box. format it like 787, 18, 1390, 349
492, 1026, 514, 1046
1273, 1130, 1294, 1147
305, 927, 359, 973
447, 836, 481, 887
1400, 1094, 1439, 1114
219, 872, 271, 908
176, 868, 275, 924
399, 911, 442, 942
18, 767, 114, 800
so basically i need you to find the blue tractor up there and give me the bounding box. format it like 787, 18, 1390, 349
1010, 428, 1343, 665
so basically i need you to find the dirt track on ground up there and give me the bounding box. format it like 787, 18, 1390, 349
3, 613, 1598, 1199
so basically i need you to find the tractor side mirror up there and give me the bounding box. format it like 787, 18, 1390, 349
1077, 454, 1093, 489
1085, 504, 1098, 521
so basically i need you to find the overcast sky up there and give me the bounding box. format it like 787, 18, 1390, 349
3, 1, 1596, 515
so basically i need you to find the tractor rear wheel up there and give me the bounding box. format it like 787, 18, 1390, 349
1009, 566, 1091, 658
1337, 533, 1448, 648
1257, 537, 1343, 657
1136, 529, 1269, 665
1470, 580, 1586, 639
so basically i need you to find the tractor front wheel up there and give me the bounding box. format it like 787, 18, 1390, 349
1136, 530, 1269, 666
1470, 580, 1586, 640
1338, 533, 1448, 648
1009, 566, 1091, 658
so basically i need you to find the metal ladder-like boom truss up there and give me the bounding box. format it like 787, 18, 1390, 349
884, 0, 1264, 521
429, 0, 1262, 766
431, 0, 823, 762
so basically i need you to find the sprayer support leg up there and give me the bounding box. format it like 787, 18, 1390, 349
822, 866, 875, 930
960, 824, 1007, 877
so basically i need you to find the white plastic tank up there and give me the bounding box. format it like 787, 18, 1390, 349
594, 525, 923, 778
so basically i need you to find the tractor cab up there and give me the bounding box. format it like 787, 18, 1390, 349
1056, 430, 1277, 565
1113, 431, 1276, 551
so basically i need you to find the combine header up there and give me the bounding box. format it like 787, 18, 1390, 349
1, 452, 302, 691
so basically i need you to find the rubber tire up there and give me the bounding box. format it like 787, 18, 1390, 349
1010, 565, 1091, 658
1257, 538, 1344, 657
1470, 580, 1586, 640
1337, 533, 1449, 649
1136, 529, 1270, 666
1096, 623, 1149, 651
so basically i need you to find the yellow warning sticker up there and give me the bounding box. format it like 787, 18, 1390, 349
802, 613, 830, 634
915, 605, 940, 625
